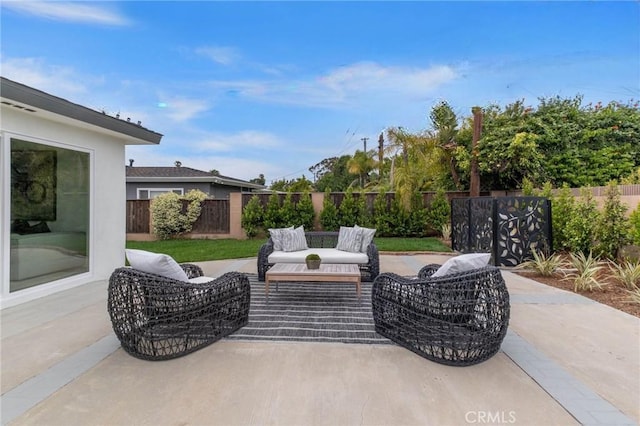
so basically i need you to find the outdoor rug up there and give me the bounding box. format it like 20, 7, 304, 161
226, 274, 392, 345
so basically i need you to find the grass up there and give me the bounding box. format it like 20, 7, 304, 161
126, 237, 452, 263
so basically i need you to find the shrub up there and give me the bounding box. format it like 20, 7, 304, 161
338, 188, 359, 226
563, 251, 604, 292
150, 190, 207, 240
263, 193, 282, 230
594, 182, 630, 259
551, 184, 575, 251
241, 195, 264, 238
610, 261, 640, 290
296, 190, 316, 230
629, 205, 640, 245
319, 189, 340, 231
372, 191, 392, 236
425, 189, 450, 236
517, 250, 564, 276
280, 192, 297, 227
564, 188, 599, 254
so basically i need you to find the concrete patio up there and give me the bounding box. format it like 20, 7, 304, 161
1, 254, 638, 426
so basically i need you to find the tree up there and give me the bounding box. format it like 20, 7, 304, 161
241, 195, 264, 238
249, 174, 266, 185
347, 150, 377, 188
312, 155, 354, 192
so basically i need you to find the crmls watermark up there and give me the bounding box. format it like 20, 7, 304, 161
465, 411, 517, 424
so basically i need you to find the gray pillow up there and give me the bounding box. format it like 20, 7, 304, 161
431, 253, 491, 277
354, 224, 376, 253
268, 226, 294, 251
336, 226, 363, 253
282, 226, 308, 252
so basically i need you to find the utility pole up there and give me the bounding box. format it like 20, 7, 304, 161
378, 132, 384, 177
361, 137, 369, 152
470, 107, 483, 197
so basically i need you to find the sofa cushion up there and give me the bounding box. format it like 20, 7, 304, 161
268, 226, 293, 251
282, 226, 309, 252
354, 224, 376, 253
336, 226, 363, 253
268, 248, 368, 264
431, 253, 491, 277
125, 249, 189, 282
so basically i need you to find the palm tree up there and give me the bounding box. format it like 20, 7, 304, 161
347, 150, 376, 188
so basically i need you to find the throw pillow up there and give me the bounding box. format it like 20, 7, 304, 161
268, 226, 294, 251
282, 226, 309, 252
431, 253, 491, 277
125, 249, 189, 282
336, 226, 363, 253
354, 224, 376, 253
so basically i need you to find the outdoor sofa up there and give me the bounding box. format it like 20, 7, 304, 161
372, 259, 510, 366
108, 263, 250, 361
257, 228, 380, 282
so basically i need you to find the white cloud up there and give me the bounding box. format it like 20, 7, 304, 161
208, 61, 459, 108
161, 98, 210, 122
0, 56, 100, 97
195, 46, 240, 66
2, 1, 130, 26
194, 130, 284, 152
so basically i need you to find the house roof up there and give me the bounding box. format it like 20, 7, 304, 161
1, 77, 162, 144
126, 166, 265, 189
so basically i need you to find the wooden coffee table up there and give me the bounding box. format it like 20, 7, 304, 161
265, 263, 361, 300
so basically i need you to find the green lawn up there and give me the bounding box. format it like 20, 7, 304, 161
126, 237, 452, 263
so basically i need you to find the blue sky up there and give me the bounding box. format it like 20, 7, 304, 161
1, 1, 638, 184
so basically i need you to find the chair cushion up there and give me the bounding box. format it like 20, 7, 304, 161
125, 249, 189, 282
336, 226, 363, 253
189, 276, 215, 284
281, 226, 309, 252
354, 224, 376, 253
431, 253, 491, 277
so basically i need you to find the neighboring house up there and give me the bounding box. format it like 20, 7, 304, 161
1, 77, 162, 308
126, 162, 265, 199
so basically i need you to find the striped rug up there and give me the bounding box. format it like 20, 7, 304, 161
226, 274, 392, 345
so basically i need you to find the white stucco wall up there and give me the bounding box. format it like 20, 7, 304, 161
1, 105, 130, 307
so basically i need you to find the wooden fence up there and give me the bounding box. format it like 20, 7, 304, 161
126, 199, 230, 234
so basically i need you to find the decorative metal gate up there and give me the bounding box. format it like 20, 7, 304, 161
451, 197, 552, 266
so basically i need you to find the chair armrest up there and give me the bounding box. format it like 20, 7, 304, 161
180, 263, 204, 279
417, 264, 441, 279
257, 239, 274, 281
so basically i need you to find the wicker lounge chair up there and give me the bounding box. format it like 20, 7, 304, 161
108, 264, 250, 361
372, 264, 510, 366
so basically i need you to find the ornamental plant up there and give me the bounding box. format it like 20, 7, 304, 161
319, 189, 340, 231
594, 182, 630, 259
241, 195, 264, 238
150, 189, 207, 240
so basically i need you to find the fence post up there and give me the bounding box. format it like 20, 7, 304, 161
229, 193, 244, 238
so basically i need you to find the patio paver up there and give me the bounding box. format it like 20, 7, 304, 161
1, 254, 638, 425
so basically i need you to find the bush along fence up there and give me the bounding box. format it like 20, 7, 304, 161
127, 183, 640, 262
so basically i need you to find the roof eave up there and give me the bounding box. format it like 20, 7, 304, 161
1, 77, 163, 145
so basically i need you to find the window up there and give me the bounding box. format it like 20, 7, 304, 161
137, 188, 183, 199
10, 138, 90, 292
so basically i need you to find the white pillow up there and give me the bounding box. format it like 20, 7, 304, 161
125, 249, 189, 282
336, 226, 363, 253
354, 224, 376, 253
431, 253, 491, 277
282, 226, 308, 252
268, 226, 294, 251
